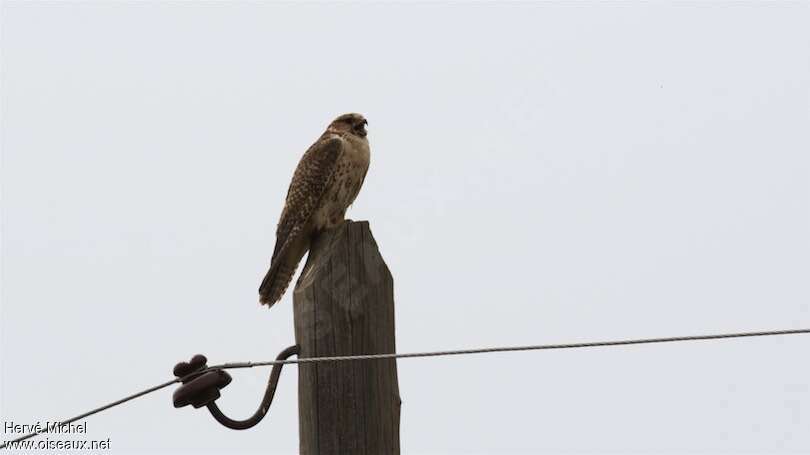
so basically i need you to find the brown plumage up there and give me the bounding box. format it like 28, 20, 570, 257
259, 113, 370, 307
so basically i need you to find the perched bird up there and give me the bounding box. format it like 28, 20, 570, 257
259, 113, 370, 307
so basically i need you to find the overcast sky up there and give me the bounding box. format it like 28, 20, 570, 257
2, 2, 809, 454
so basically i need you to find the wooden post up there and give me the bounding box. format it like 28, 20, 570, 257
293, 221, 401, 454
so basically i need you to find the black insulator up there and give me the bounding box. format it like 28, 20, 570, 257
171, 345, 298, 430
173, 370, 232, 409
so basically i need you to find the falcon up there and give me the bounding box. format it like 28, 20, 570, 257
258, 113, 370, 307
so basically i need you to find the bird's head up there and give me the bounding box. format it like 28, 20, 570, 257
327, 113, 368, 138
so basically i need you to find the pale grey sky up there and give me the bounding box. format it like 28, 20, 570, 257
2, 2, 809, 454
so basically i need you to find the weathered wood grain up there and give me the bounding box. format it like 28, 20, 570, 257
293, 221, 401, 455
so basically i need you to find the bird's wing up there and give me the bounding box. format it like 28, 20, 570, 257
347, 162, 369, 208
271, 135, 344, 262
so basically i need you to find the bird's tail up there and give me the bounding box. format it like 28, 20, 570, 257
258, 261, 299, 308
259, 234, 309, 308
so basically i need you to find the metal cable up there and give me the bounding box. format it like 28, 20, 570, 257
213, 328, 810, 369
2, 327, 808, 449
0, 378, 181, 449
